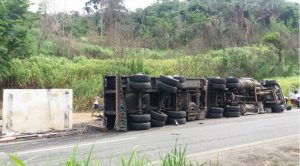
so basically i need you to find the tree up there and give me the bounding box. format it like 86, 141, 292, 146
0, 0, 31, 80
263, 32, 285, 74
85, 0, 126, 36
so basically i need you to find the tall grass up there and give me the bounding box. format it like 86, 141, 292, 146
5, 143, 206, 166
1, 45, 298, 111
120, 150, 149, 166
161, 144, 194, 166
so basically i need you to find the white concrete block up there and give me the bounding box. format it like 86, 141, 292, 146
2, 89, 72, 135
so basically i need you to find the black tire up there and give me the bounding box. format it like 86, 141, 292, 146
128, 74, 151, 82
177, 82, 187, 89
211, 83, 226, 90
226, 77, 240, 83
150, 110, 167, 122
208, 78, 226, 84
271, 104, 284, 113
167, 117, 186, 125
265, 80, 278, 86
173, 76, 186, 83
128, 122, 151, 130
224, 105, 240, 112
207, 112, 223, 118
128, 114, 151, 123
224, 111, 241, 117
158, 81, 177, 93
151, 119, 166, 127
226, 83, 241, 89
159, 75, 179, 87
166, 111, 186, 118
208, 107, 224, 114
129, 82, 151, 90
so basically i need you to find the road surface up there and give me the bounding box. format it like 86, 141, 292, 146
0, 110, 299, 165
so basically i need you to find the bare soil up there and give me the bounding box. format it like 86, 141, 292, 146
73, 112, 97, 124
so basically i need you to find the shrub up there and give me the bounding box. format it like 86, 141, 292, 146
83, 44, 113, 59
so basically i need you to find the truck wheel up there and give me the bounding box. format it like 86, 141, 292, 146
173, 76, 186, 83
226, 83, 241, 89
265, 80, 278, 86
271, 104, 284, 113
159, 75, 179, 87
128, 122, 151, 130
166, 111, 186, 118
177, 82, 187, 89
207, 112, 223, 118
211, 83, 226, 90
128, 114, 151, 123
151, 119, 166, 127
208, 107, 224, 114
150, 110, 167, 122
224, 105, 240, 112
167, 117, 186, 125
129, 82, 152, 90
224, 111, 241, 117
208, 78, 226, 84
226, 77, 239, 83
158, 81, 177, 93
128, 74, 151, 82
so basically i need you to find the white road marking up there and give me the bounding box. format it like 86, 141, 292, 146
8, 137, 138, 155
188, 134, 300, 158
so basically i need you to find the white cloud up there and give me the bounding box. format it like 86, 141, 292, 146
29, 0, 156, 13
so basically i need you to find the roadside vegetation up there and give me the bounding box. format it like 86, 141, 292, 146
268, 76, 300, 96
0, 0, 299, 110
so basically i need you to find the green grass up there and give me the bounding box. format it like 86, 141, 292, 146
161, 144, 197, 166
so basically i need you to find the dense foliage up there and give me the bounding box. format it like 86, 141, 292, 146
0, 0, 299, 110
0, 0, 31, 80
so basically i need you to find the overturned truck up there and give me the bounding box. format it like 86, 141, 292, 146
103, 75, 285, 131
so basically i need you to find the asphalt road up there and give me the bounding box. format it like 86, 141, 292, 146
0, 110, 299, 165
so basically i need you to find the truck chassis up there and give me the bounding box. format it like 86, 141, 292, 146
103, 75, 285, 131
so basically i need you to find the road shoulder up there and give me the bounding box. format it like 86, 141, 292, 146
189, 135, 300, 166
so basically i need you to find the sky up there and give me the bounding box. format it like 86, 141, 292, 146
29, 0, 156, 13
29, 0, 299, 13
